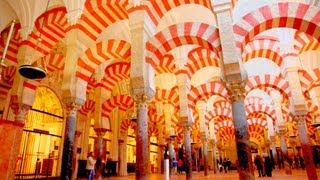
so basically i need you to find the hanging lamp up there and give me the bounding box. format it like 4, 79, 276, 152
18, 0, 50, 80
0, 20, 16, 80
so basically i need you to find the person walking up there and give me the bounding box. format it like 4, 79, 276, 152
254, 155, 263, 177
172, 158, 178, 175
264, 155, 273, 177
178, 158, 183, 174
86, 152, 96, 180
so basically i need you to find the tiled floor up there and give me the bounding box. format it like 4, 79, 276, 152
100, 169, 319, 180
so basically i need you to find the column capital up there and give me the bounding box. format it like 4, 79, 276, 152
278, 125, 287, 136
134, 93, 152, 106
94, 128, 107, 137
212, 0, 233, 13
75, 130, 82, 138
270, 135, 277, 142
226, 80, 246, 102
14, 104, 31, 122
63, 97, 84, 117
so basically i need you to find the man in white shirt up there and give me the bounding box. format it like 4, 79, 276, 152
86, 152, 96, 180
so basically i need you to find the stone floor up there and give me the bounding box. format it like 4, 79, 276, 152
99, 169, 319, 180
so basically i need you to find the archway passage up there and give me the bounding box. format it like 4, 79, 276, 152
16, 87, 63, 179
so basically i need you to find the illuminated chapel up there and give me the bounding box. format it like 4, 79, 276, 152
0, 0, 320, 179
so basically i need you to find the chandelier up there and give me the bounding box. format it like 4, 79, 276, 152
18, 0, 50, 80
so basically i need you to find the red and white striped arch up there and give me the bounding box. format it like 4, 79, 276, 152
233, 2, 320, 52
214, 120, 234, 132
183, 47, 220, 79
245, 96, 264, 106
306, 100, 319, 115
293, 31, 320, 55
86, 75, 97, 95
79, 99, 95, 115
298, 68, 320, 97
120, 118, 136, 135
0, 23, 21, 65
22, 7, 69, 55
101, 95, 134, 118
188, 81, 229, 110
146, 22, 221, 69
77, 40, 131, 81
42, 53, 65, 73
245, 74, 291, 101
154, 86, 180, 107
215, 115, 232, 123
175, 126, 184, 143
242, 39, 282, 66
213, 100, 231, 109
247, 112, 266, 121
217, 126, 235, 144
247, 118, 268, 128
155, 54, 178, 74
148, 0, 212, 26
246, 104, 276, 121
148, 114, 165, 124
1, 66, 16, 85
98, 62, 130, 92
77, 1, 128, 41
148, 125, 159, 137
205, 108, 232, 121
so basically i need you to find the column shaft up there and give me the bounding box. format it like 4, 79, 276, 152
118, 139, 127, 176
296, 116, 318, 180
279, 132, 291, 174
71, 131, 82, 180
135, 95, 149, 179
230, 83, 254, 179
95, 130, 106, 179
203, 140, 208, 176
183, 126, 192, 180
212, 141, 218, 174
61, 106, 78, 180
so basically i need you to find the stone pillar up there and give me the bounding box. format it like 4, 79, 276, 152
201, 132, 208, 176
168, 135, 176, 175
278, 126, 292, 174
295, 114, 318, 180
71, 131, 82, 180
0, 104, 30, 180
212, 140, 218, 174
118, 138, 127, 176
270, 135, 278, 169
196, 100, 208, 176
228, 81, 254, 179
182, 125, 192, 180
60, 101, 82, 180
134, 94, 151, 179
94, 128, 107, 179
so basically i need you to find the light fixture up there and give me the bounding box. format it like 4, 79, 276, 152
18, 0, 50, 80
0, 20, 16, 80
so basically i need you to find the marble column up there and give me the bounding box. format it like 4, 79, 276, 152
60, 102, 81, 180
135, 94, 150, 179
94, 128, 107, 179
71, 131, 82, 180
212, 140, 218, 174
201, 132, 208, 176
168, 136, 176, 174
0, 104, 30, 180
270, 135, 278, 169
183, 126, 192, 180
228, 82, 254, 179
278, 127, 292, 174
295, 114, 318, 179
118, 138, 127, 176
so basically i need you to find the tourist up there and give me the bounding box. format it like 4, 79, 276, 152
178, 158, 183, 174
172, 158, 178, 175
264, 155, 273, 177
254, 155, 263, 177
86, 152, 96, 180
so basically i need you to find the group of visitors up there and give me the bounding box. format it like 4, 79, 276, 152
217, 158, 232, 173
254, 154, 273, 177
